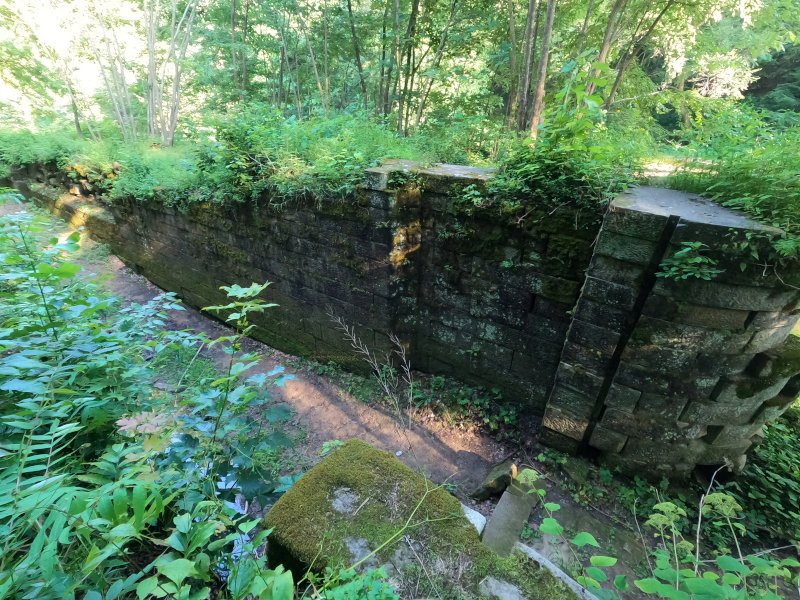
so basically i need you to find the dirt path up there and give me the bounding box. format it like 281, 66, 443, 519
1, 200, 509, 493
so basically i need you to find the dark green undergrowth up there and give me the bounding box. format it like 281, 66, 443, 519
0, 196, 397, 599
539, 397, 800, 550
668, 105, 800, 256
0, 110, 486, 210
292, 357, 519, 440
0, 101, 648, 221
721, 401, 800, 543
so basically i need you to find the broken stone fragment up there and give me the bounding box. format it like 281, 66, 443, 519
470, 459, 516, 501
478, 576, 525, 599
481, 486, 539, 556
462, 503, 487, 534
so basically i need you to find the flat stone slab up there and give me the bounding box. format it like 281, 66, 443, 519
364, 159, 495, 190
264, 439, 577, 598
481, 486, 538, 556
418, 163, 496, 181
613, 186, 780, 232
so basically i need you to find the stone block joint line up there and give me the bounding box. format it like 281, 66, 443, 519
582, 214, 681, 451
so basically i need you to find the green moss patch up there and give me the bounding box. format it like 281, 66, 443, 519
264, 439, 577, 598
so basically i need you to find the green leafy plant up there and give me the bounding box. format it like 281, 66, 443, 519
0, 206, 300, 599
721, 403, 800, 542
634, 495, 799, 600
527, 465, 800, 600
657, 242, 725, 280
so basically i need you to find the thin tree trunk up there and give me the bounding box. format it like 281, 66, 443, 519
346, 0, 368, 111
231, 0, 238, 94
675, 70, 689, 127
397, 0, 420, 133
529, 0, 556, 138
604, 0, 675, 108
241, 0, 249, 94
65, 78, 83, 138
146, 0, 159, 136
403, 45, 418, 135
323, 4, 330, 104
384, 0, 400, 115
586, 0, 628, 95
388, 0, 400, 114
292, 36, 303, 117
415, 0, 458, 127
516, 0, 538, 131
378, 0, 389, 115
506, 0, 518, 127
157, 0, 197, 145
575, 0, 595, 54
277, 36, 285, 105
298, 13, 327, 114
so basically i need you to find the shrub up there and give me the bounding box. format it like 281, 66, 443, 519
669, 105, 800, 256
0, 205, 304, 599
721, 402, 800, 542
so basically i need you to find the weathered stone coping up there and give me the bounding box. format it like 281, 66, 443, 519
364, 159, 495, 192
614, 186, 780, 232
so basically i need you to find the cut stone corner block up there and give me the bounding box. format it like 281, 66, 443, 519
541, 185, 800, 477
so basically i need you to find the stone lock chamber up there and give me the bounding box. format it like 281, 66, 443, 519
11, 162, 800, 478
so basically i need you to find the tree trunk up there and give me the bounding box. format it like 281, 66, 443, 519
585, 0, 628, 95
576, 0, 595, 54
323, 3, 330, 104
66, 79, 83, 138
161, 0, 197, 145
414, 0, 458, 127
378, 0, 389, 115
298, 14, 327, 114
603, 0, 676, 108
146, 0, 160, 137
277, 39, 285, 105
230, 0, 238, 95
346, 0, 368, 111
506, 0, 518, 127
386, 0, 401, 115
516, 0, 538, 131
397, 0, 420, 133
529, 0, 555, 138
241, 0, 249, 94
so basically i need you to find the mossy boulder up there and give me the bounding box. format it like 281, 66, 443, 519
264, 439, 577, 598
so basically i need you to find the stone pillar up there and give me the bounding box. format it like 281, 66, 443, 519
543, 186, 800, 476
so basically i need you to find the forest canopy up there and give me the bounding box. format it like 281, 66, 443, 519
1, 0, 799, 248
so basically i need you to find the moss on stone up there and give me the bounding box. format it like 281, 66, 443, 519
263, 439, 577, 599
772, 334, 800, 378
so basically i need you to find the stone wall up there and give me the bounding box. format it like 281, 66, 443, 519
542, 187, 800, 476
9, 163, 800, 476
12, 160, 598, 410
